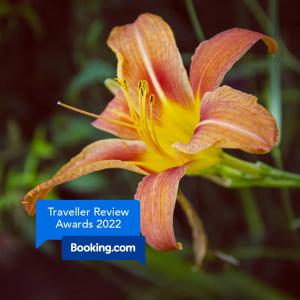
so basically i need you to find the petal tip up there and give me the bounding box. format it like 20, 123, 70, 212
190, 28, 279, 97
22, 195, 36, 216
262, 36, 278, 55
176, 242, 183, 250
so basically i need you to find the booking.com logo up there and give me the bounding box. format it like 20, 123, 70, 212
62, 236, 146, 264
70, 242, 136, 255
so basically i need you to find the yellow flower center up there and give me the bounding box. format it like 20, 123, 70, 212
114, 78, 212, 172
57, 79, 221, 174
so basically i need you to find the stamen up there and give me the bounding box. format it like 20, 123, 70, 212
138, 84, 168, 156
148, 94, 161, 148
138, 80, 143, 117
113, 77, 171, 158
148, 94, 168, 156
114, 78, 139, 123
57, 101, 136, 129
149, 94, 154, 104
138, 81, 156, 150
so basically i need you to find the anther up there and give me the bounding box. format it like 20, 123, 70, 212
141, 80, 149, 93
149, 94, 154, 104
114, 77, 121, 84
138, 80, 142, 89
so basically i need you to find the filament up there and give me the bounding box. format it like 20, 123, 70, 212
57, 101, 136, 129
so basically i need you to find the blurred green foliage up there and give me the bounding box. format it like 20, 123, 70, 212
1, 0, 300, 299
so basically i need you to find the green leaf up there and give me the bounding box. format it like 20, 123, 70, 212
67, 59, 114, 97
32, 128, 54, 159
86, 20, 104, 47
100, 247, 293, 300
51, 115, 102, 147
65, 173, 108, 193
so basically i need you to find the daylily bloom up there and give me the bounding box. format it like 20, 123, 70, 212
23, 13, 278, 252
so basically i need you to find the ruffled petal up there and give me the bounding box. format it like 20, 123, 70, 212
190, 28, 277, 98
174, 86, 278, 155
92, 92, 139, 139
108, 13, 194, 109
135, 166, 186, 250
23, 139, 148, 215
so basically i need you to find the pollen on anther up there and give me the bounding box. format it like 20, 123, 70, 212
138, 80, 142, 89
149, 94, 154, 104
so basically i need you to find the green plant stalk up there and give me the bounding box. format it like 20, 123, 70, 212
240, 189, 266, 240
243, 0, 272, 33
272, 147, 295, 227
223, 152, 300, 180
268, 0, 294, 228
185, 0, 205, 42
193, 152, 300, 188
268, 0, 281, 133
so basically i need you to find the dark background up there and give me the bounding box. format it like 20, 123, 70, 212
1, 0, 300, 299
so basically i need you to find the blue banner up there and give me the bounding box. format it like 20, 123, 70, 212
36, 200, 140, 248
62, 236, 146, 265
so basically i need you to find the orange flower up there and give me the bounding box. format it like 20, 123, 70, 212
23, 13, 278, 251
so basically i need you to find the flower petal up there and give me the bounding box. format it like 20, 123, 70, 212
108, 13, 194, 108
92, 92, 139, 139
135, 166, 186, 250
23, 139, 148, 216
190, 28, 277, 98
174, 86, 278, 155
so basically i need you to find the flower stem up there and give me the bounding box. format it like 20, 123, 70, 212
268, 0, 295, 228
221, 153, 261, 176
272, 147, 295, 228
198, 152, 300, 189
243, 0, 272, 33
185, 0, 205, 42
240, 188, 266, 240
223, 153, 300, 180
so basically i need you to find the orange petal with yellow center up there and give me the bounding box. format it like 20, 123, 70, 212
190, 28, 277, 98
92, 92, 139, 139
174, 86, 278, 155
135, 166, 186, 250
23, 139, 148, 216
108, 13, 194, 111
